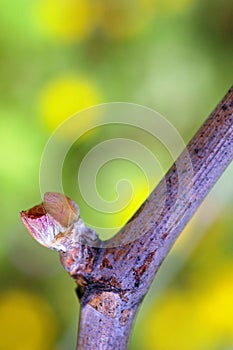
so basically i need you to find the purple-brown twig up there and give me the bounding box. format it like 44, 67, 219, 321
21, 87, 233, 350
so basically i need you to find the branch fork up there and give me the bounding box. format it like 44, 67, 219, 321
20, 87, 233, 350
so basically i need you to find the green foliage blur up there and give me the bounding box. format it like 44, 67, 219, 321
0, 0, 233, 349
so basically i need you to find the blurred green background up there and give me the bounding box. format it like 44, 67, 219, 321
0, 0, 233, 349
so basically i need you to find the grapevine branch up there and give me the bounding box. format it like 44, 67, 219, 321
21, 86, 233, 350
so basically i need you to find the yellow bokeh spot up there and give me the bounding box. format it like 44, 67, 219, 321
139, 269, 233, 350
39, 76, 101, 133
0, 289, 57, 350
35, 0, 93, 43
141, 293, 200, 350
198, 268, 233, 339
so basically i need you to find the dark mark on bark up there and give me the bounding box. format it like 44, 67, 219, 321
120, 309, 130, 326
100, 257, 113, 270
133, 251, 155, 287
